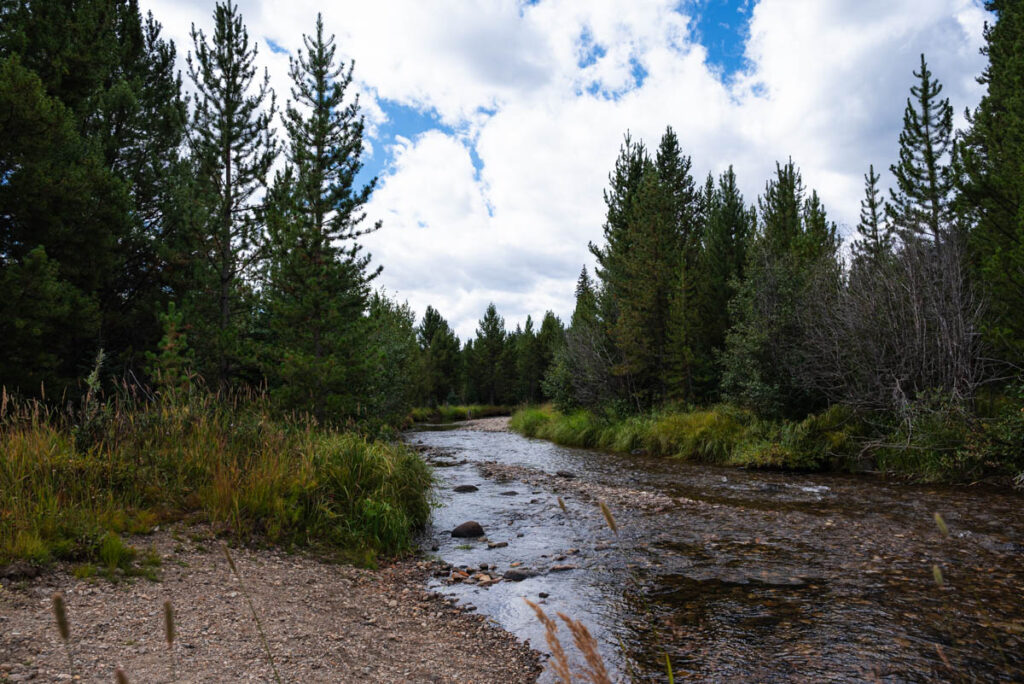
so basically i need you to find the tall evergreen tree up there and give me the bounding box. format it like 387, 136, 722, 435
536, 311, 565, 400
887, 54, 955, 243
418, 306, 461, 406
474, 304, 508, 405
186, 0, 277, 386
721, 161, 839, 417
0, 0, 188, 386
590, 132, 647, 329
516, 316, 544, 403
263, 14, 378, 420
960, 1, 1024, 368
685, 167, 754, 399
852, 164, 894, 264
0, 54, 128, 395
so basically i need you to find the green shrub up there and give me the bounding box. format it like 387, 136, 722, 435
508, 407, 551, 436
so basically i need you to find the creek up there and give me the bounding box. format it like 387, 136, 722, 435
408, 424, 1023, 682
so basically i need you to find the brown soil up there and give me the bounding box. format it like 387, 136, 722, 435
0, 528, 541, 683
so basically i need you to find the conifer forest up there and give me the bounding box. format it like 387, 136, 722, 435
1, 1, 1023, 681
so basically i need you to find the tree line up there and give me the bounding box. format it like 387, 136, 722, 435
2, 0, 1021, 444
0, 0, 429, 424
452, 3, 1024, 472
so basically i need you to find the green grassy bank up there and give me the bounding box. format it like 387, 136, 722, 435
408, 404, 512, 423
510, 402, 1024, 483
1, 391, 432, 568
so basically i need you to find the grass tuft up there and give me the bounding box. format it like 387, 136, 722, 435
1, 390, 432, 567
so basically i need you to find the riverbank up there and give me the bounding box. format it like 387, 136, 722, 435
0, 525, 542, 683
510, 404, 1024, 484
0, 393, 431, 567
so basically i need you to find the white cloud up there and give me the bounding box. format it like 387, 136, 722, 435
141, 0, 992, 340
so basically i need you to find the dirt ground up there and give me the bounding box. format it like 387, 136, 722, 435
458, 416, 512, 432
0, 527, 541, 683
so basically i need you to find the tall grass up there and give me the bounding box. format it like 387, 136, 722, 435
511, 404, 859, 470
408, 404, 512, 424
0, 390, 432, 566
513, 399, 1024, 481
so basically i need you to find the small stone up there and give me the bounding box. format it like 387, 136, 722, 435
453, 485, 479, 493
503, 568, 538, 582
555, 471, 576, 479
499, 490, 518, 496
550, 564, 577, 572
538, 592, 549, 599
487, 541, 508, 549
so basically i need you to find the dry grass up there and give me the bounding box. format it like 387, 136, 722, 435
524, 599, 612, 684
0, 389, 432, 567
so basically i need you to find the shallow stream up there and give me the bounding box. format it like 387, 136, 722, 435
408, 426, 1023, 682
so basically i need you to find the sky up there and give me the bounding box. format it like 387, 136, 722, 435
141, 0, 993, 340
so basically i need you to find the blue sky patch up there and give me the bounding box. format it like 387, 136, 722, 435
265, 38, 288, 55
687, 0, 752, 78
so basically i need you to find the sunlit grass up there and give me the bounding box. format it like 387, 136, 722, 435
408, 404, 512, 423
0, 390, 432, 566
510, 403, 860, 470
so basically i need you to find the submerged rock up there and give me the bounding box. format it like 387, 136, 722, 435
451, 521, 485, 538
453, 484, 479, 493
503, 568, 538, 582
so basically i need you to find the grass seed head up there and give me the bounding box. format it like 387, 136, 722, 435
52, 592, 69, 641
163, 600, 175, 648
598, 500, 618, 537
221, 541, 238, 574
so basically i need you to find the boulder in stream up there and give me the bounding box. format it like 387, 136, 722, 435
451, 521, 485, 538
453, 484, 479, 493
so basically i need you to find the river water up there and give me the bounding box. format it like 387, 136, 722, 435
407, 426, 1023, 682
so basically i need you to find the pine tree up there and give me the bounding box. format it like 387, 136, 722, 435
721, 161, 838, 417
263, 14, 378, 420
186, 0, 278, 386
590, 133, 647, 329
960, 1, 1024, 367
852, 165, 894, 263
474, 304, 508, 405
418, 306, 460, 406
516, 316, 543, 403
887, 54, 955, 243
536, 311, 565, 399
686, 167, 753, 399
0, 53, 127, 395
0, 0, 188, 386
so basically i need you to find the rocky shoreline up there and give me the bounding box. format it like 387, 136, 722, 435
0, 525, 541, 683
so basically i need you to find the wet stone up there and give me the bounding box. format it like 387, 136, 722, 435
452, 521, 485, 538
453, 485, 479, 493
504, 568, 538, 582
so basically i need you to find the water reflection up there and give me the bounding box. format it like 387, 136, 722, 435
409, 428, 1024, 681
